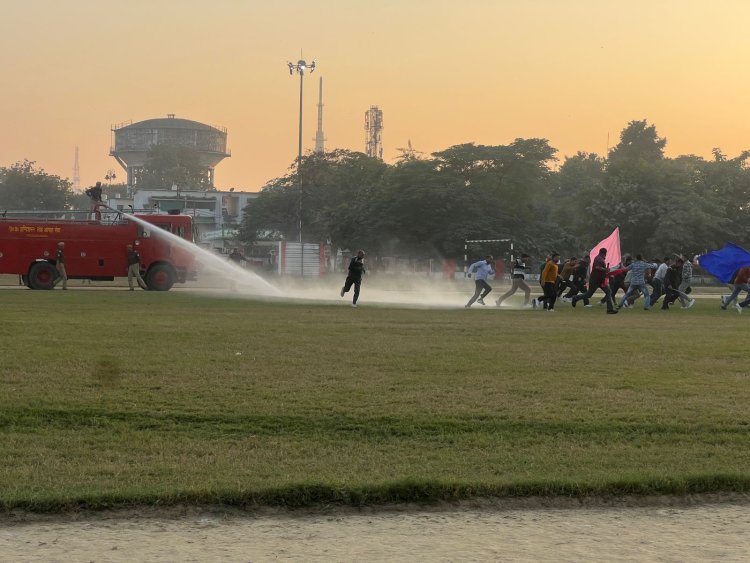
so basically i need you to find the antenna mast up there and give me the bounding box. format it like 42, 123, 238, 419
72, 146, 81, 190
314, 77, 325, 153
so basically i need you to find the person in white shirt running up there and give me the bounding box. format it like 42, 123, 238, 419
465, 255, 495, 308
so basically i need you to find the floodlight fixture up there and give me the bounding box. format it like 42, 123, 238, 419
288, 59, 316, 76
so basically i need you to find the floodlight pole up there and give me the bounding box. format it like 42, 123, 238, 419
288, 57, 316, 276
297, 69, 303, 244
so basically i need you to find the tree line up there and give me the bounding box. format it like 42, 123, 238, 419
0, 146, 212, 214
0, 159, 102, 213
239, 120, 750, 260
3, 120, 749, 260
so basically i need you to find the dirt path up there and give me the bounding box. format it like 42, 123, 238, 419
2, 496, 749, 562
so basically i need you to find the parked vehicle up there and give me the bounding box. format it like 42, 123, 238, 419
0, 210, 196, 290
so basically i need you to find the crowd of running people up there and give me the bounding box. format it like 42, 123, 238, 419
465, 249, 750, 314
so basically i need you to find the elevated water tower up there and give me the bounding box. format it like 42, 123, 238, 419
110, 114, 230, 189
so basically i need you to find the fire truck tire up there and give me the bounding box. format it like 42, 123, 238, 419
146, 264, 175, 291
28, 262, 58, 290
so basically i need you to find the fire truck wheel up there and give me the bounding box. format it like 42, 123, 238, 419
28, 262, 58, 290
146, 264, 175, 291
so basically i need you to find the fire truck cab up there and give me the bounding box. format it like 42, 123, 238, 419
0, 212, 197, 291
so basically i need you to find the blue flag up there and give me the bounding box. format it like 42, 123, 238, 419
698, 243, 750, 284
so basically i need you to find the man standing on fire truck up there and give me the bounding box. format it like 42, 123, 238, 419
54, 242, 67, 290
86, 182, 104, 220
127, 244, 147, 290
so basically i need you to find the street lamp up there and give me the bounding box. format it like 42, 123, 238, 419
287, 57, 315, 275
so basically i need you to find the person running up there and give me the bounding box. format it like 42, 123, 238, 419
556, 257, 577, 298
572, 248, 617, 314
661, 261, 682, 310
532, 255, 551, 310
721, 265, 750, 310
677, 255, 696, 309
736, 292, 750, 313
341, 249, 366, 307
601, 256, 631, 306
540, 253, 560, 312
617, 254, 657, 310
495, 253, 532, 307
664, 257, 695, 309
649, 257, 670, 307
465, 255, 495, 308
562, 256, 588, 301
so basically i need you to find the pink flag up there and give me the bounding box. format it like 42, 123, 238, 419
589, 227, 621, 270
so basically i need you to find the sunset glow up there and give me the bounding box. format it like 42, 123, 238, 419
2, 0, 749, 190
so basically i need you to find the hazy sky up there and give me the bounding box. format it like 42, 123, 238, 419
2, 0, 749, 191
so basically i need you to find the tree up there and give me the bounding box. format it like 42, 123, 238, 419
429, 140, 558, 252
299, 149, 389, 249
0, 160, 73, 210
608, 119, 666, 165
592, 121, 668, 252
552, 152, 607, 244
136, 145, 214, 191
238, 122, 750, 262
68, 191, 91, 211
645, 156, 731, 255
702, 150, 750, 244
394, 140, 425, 164
369, 157, 478, 256
241, 141, 560, 258
238, 179, 298, 241
239, 150, 389, 250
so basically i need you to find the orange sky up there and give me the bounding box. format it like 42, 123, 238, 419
2, 0, 749, 191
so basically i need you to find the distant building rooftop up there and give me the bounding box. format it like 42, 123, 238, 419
113, 115, 227, 134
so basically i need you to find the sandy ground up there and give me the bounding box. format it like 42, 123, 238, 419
1, 496, 749, 562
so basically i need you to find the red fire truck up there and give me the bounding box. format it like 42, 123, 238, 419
0, 211, 197, 291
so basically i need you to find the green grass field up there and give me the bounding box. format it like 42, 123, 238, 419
1, 289, 748, 511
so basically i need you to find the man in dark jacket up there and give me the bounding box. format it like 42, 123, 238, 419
571, 248, 617, 314
661, 261, 682, 310
85, 182, 104, 219
53, 241, 68, 290
340, 249, 366, 307
127, 244, 147, 290
563, 256, 588, 300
